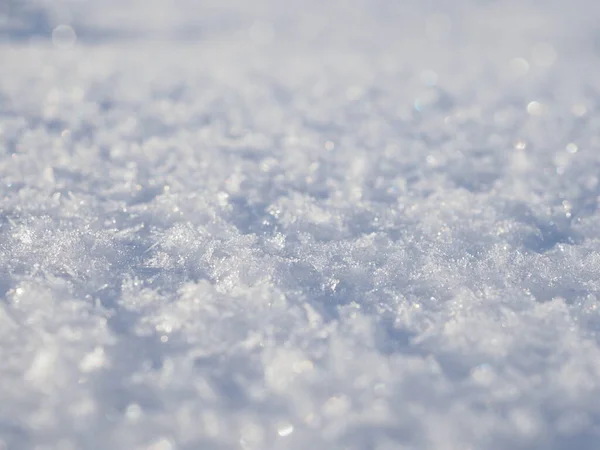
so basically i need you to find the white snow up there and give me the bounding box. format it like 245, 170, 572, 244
2, 0, 600, 448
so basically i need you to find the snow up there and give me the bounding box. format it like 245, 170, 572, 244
2, 0, 600, 448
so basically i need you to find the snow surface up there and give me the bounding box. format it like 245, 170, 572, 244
3, 0, 600, 449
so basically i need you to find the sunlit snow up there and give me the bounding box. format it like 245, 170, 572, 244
2, 0, 600, 449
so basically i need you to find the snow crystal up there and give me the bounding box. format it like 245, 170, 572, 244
3, 0, 600, 449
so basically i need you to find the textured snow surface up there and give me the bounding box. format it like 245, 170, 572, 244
3, 0, 600, 449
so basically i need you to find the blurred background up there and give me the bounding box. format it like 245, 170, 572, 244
2, 0, 599, 53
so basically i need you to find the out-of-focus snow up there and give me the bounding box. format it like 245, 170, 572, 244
3, 0, 600, 449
